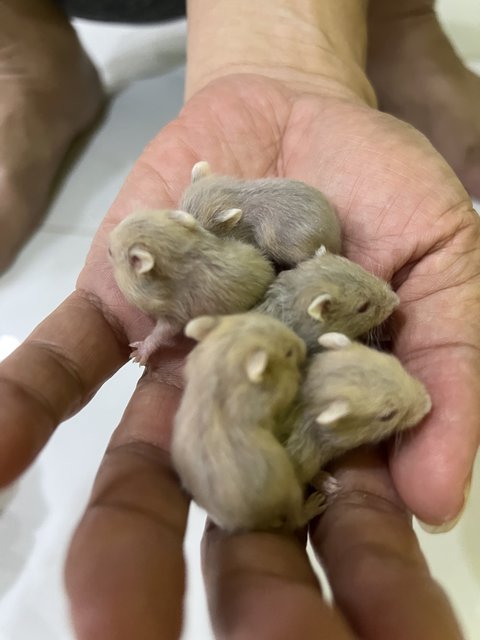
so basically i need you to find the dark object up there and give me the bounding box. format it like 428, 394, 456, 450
58, 0, 186, 23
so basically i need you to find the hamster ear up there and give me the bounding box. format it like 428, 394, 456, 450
191, 160, 212, 182
246, 349, 268, 384
315, 245, 327, 257
169, 210, 199, 229
318, 333, 351, 349
307, 294, 332, 321
316, 399, 350, 425
215, 208, 242, 229
129, 245, 154, 274
185, 316, 219, 342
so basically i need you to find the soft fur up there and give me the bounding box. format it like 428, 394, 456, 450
256, 250, 399, 351
171, 313, 324, 532
180, 161, 341, 266
108, 210, 275, 362
286, 334, 432, 483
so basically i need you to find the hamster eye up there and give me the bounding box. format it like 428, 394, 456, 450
285, 348, 294, 358
357, 301, 371, 313
379, 409, 398, 421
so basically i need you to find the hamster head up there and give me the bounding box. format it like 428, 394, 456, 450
186, 313, 307, 410
304, 333, 432, 450
181, 161, 247, 235
301, 250, 399, 339
108, 209, 202, 287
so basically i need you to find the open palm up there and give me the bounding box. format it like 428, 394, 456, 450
1, 73, 475, 639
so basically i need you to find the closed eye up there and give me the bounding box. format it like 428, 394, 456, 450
379, 409, 398, 421
357, 301, 371, 313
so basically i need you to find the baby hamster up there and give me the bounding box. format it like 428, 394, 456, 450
179, 160, 342, 267
256, 246, 399, 351
108, 210, 275, 364
171, 312, 324, 532
285, 333, 432, 484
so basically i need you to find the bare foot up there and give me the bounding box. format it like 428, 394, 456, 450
367, 2, 480, 199
0, 0, 105, 273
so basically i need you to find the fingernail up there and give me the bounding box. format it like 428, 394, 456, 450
417, 476, 471, 534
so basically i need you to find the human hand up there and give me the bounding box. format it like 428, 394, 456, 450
203, 447, 463, 640
0, 69, 477, 636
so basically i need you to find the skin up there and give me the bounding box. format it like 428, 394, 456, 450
2, 0, 480, 268
368, 0, 480, 199
0, 0, 104, 273
204, 448, 463, 640
0, 0, 476, 637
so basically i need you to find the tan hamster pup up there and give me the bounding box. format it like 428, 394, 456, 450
286, 333, 432, 484
109, 210, 275, 364
179, 161, 342, 267
171, 313, 324, 532
256, 247, 399, 351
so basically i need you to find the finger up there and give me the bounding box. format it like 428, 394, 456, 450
65, 374, 189, 640
284, 103, 480, 526
391, 213, 480, 525
202, 523, 354, 639
311, 448, 464, 640
0, 291, 127, 486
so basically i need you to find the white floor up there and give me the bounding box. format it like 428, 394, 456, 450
0, 13, 479, 640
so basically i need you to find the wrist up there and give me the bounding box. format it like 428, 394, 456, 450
186, 0, 376, 105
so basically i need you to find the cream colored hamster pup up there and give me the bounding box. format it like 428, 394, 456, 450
180, 161, 342, 266
108, 210, 275, 364
256, 247, 399, 351
286, 333, 432, 484
171, 313, 324, 532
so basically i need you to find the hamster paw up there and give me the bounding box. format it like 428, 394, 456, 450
129, 322, 179, 365
302, 491, 328, 523
312, 471, 340, 496
129, 341, 154, 366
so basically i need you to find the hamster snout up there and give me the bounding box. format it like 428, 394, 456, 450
286, 333, 432, 483
256, 248, 400, 351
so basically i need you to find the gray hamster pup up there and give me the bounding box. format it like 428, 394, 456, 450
285, 333, 432, 484
179, 161, 342, 266
256, 246, 399, 351
171, 313, 325, 532
108, 210, 275, 364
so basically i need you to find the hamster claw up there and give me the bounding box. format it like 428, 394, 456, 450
311, 471, 340, 496
301, 491, 328, 524
299, 473, 341, 526
129, 341, 149, 366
